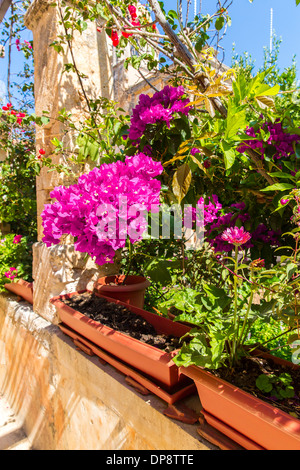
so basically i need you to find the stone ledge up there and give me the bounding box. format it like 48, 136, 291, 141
0, 293, 216, 450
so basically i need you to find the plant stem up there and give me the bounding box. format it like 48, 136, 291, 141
230, 245, 239, 367
237, 287, 254, 350
122, 240, 133, 284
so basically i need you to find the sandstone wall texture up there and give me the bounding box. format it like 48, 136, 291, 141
0, 293, 212, 450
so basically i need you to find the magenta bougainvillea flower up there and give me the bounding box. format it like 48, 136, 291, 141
237, 120, 300, 160
221, 226, 251, 247
13, 235, 22, 244
191, 195, 280, 253
128, 85, 191, 141
4, 267, 18, 280
41, 153, 163, 265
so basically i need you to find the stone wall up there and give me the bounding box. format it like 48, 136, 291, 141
0, 292, 213, 450
23, 0, 120, 323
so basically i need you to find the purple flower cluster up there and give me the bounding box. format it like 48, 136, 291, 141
129, 85, 191, 141
194, 195, 280, 252
41, 153, 163, 265
237, 121, 300, 160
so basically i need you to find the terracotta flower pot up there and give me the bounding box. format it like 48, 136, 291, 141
4, 279, 33, 304
180, 355, 300, 450
50, 290, 191, 390
94, 274, 150, 309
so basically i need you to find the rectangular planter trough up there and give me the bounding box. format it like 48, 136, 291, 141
181, 353, 300, 450
50, 290, 192, 391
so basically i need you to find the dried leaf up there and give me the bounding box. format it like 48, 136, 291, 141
255, 95, 275, 109
172, 163, 192, 203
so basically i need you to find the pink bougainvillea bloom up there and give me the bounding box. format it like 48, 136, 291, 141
13, 235, 22, 244
16, 112, 26, 125
221, 226, 251, 246
24, 40, 32, 49
16, 38, 20, 51
4, 267, 18, 280
41, 153, 163, 265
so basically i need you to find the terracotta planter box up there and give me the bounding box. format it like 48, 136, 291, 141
94, 275, 150, 309
4, 279, 33, 304
181, 356, 300, 450
50, 290, 191, 390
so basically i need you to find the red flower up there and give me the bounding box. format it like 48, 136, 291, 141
2, 103, 12, 111
39, 148, 46, 155
131, 19, 141, 29
128, 5, 137, 19
122, 29, 133, 38
110, 30, 119, 47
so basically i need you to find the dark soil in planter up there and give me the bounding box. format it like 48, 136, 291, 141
62, 292, 181, 353
212, 354, 300, 419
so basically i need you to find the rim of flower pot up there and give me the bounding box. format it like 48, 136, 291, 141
95, 274, 150, 292
4, 279, 34, 304
50, 290, 189, 359
50, 290, 192, 389
180, 364, 300, 447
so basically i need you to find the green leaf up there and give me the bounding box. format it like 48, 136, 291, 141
254, 83, 280, 97
220, 141, 236, 169
286, 262, 297, 280
256, 374, 273, 393
261, 183, 295, 192
269, 172, 295, 179
215, 16, 225, 30
143, 259, 172, 285
224, 109, 246, 140
173, 331, 223, 369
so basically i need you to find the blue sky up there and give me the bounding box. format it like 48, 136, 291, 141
1, 0, 300, 102
163, 0, 300, 74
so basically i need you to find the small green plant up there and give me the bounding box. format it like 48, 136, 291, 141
256, 372, 295, 400
0, 234, 33, 292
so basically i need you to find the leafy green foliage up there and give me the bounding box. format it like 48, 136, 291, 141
0, 234, 33, 292
256, 372, 295, 400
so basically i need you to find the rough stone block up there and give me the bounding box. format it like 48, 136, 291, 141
32, 242, 120, 324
